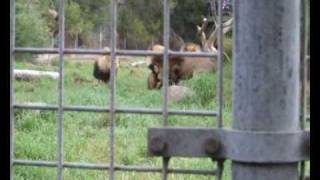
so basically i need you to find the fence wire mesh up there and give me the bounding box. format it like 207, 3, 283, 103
10, 0, 309, 179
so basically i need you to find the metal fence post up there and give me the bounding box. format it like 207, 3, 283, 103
232, 0, 301, 179
10, 0, 15, 179
57, 0, 65, 179
109, 0, 118, 179
162, 0, 170, 179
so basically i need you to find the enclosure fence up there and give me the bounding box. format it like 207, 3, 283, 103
10, 0, 309, 180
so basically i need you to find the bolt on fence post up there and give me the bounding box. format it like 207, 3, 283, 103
232, 0, 301, 179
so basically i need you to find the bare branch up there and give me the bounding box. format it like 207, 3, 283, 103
197, 17, 208, 49
207, 17, 233, 51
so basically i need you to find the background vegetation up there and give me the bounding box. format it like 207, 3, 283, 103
15, 0, 222, 49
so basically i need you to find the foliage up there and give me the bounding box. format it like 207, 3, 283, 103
171, 0, 209, 43
117, 0, 164, 48
117, 0, 215, 48
65, 0, 91, 35
15, 1, 51, 47
73, 0, 110, 28
14, 0, 233, 49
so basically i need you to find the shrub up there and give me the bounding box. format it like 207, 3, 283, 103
15, 2, 51, 47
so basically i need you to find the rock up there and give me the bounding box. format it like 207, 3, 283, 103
168, 85, 194, 102
34, 54, 59, 65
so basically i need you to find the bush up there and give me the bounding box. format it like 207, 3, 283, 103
15, 3, 51, 47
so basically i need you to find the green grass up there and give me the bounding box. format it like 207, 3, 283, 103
13, 56, 309, 179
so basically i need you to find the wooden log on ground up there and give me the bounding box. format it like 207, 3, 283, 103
14, 69, 59, 80
130, 61, 148, 67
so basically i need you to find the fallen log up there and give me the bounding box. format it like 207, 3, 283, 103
14, 69, 59, 80
130, 61, 148, 67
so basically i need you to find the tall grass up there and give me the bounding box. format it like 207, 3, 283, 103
13, 55, 308, 179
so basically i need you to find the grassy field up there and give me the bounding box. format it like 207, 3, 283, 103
13, 55, 309, 180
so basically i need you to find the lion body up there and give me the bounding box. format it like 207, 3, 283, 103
147, 43, 216, 89
93, 55, 119, 83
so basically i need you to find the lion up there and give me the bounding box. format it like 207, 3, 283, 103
93, 47, 119, 83
147, 43, 216, 89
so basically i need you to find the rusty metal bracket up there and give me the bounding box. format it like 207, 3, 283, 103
148, 127, 309, 163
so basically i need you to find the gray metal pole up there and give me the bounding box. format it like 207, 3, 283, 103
10, 0, 15, 179
232, 0, 300, 179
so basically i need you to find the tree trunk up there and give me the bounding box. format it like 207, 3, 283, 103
74, 33, 79, 48
99, 27, 103, 48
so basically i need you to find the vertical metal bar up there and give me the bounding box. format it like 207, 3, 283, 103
299, 162, 305, 180
216, 0, 224, 179
303, 0, 309, 127
217, 0, 224, 130
162, 0, 170, 126
299, 0, 307, 130
299, 0, 309, 179
162, 0, 170, 179
109, 0, 117, 179
232, 0, 300, 179
162, 157, 170, 180
298, 0, 305, 177
10, 0, 15, 179
57, 0, 65, 179
216, 161, 224, 180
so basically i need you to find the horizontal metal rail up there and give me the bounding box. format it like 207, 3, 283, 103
13, 159, 217, 175
14, 47, 217, 58
13, 104, 218, 116
148, 127, 309, 162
